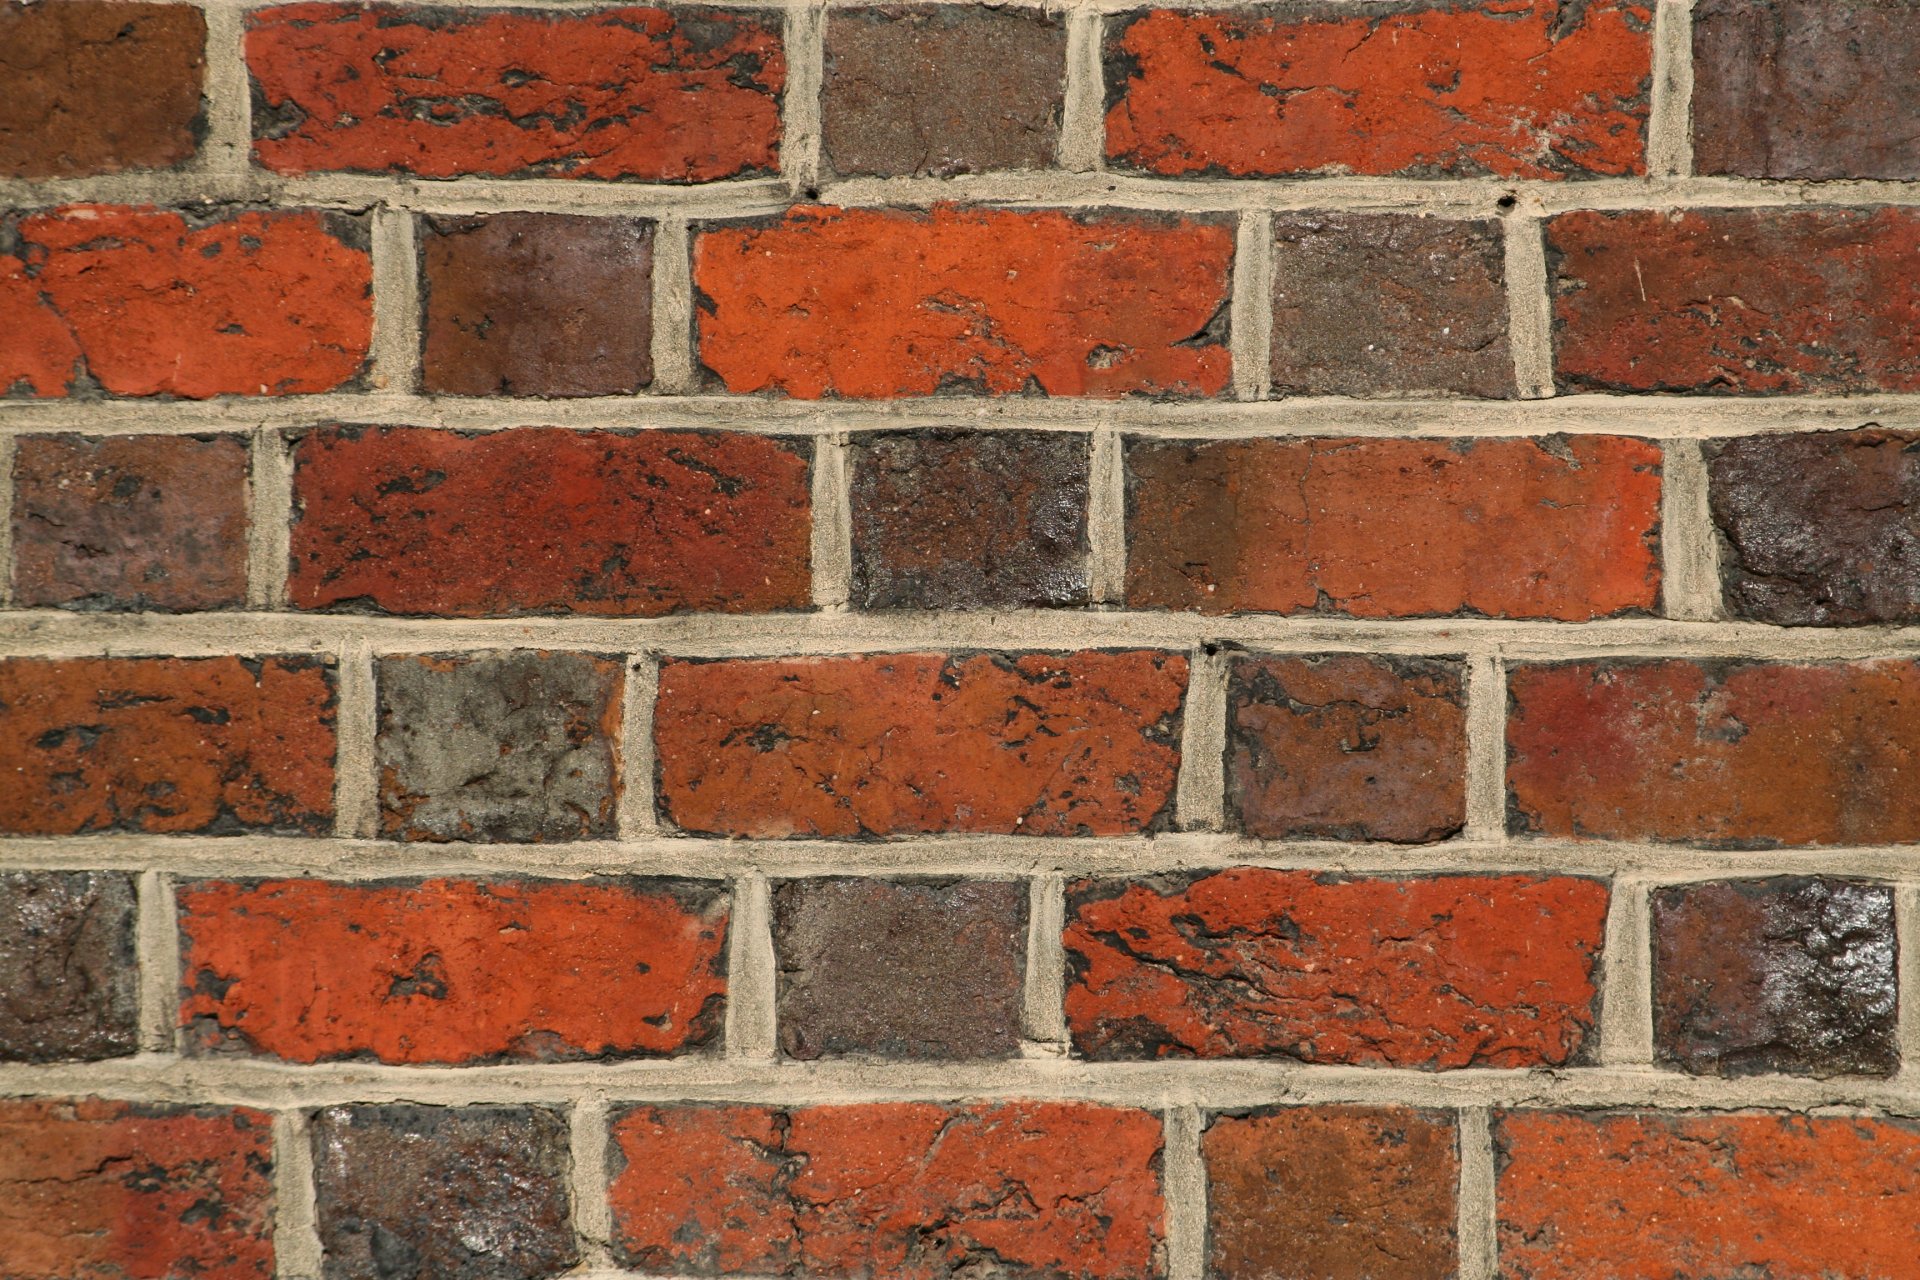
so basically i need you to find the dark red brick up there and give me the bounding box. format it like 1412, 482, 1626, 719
0, 872, 138, 1063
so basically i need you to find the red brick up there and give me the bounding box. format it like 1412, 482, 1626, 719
655, 651, 1186, 837
1125, 437, 1662, 619
1495, 1111, 1920, 1280
0, 1097, 274, 1280
1063, 869, 1608, 1066
289, 427, 811, 617
246, 3, 783, 180
608, 1102, 1164, 1279
177, 877, 727, 1065
0, 205, 371, 399
1549, 207, 1920, 394
693, 206, 1233, 398
0, 657, 337, 836
1507, 658, 1920, 845
1105, 2, 1651, 179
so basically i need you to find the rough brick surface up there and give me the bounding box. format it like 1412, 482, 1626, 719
1064, 869, 1608, 1066
693, 206, 1234, 398
0, 1098, 274, 1280
1271, 214, 1512, 398
1507, 658, 1920, 845
376, 652, 623, 843
608, 1102, 1165, 1279
177, 877, 728, 1065
0, 656, 337, 836
1548, 207, 1920, 394
771, 878, 1026, 1060
1694, 0, 1920, 180
1708, 429, 1920, 626
1495, 1111, 1920, 1280
1126, 437, 1662, 619
1652, 878, 1897, 1078
11, 433, 249, 612
0, 1, 205, 179
0, 872, 137, 1063
290, 427, 811, 617
655, 651, 1186, 837
1228, 654, 1466, 843
420, 214, 654, 397
1105, 2, 1651, 179
311, 1105, 576, 1280
849, 431, 1089, 610
822, 7, 1065, 177
247, 3, 784, 181
1205, 1107, 1458, 1280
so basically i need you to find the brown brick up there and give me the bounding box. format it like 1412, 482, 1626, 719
1271, 214, 1512, 397
1125, 437, 1662, 619
0, 2, 205, 179
1507, 658, 1920, 845
376, 652, 623, 843
822, 6, 1065, 177
1707, 429, 1920, 625
0, 872, 137, 1063
421, 214, 654, 397
1228, 654, 1466, 843
11, 434, 249, 612
1652, 878, 1898, 1078
772, 878, 1027, 1060
655, 651, 1186, 838
1205, 1107, 1458, 1280
849, 431, 1089, 610
1694, 0, 1920, 180
311, 1105, 576, 1280
0, 656, 337, 836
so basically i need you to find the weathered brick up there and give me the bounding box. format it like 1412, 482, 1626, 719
1125, 437, 1662, 619
1105, 2, 1651, 179
0, 1, 205, 179
1271, 214, 1511, 397
0, 656, 337, 836
376, 652, 623, 843
11, 434, 249, 612
1064, 869, 1608, 1066
772, 878, 1026, 1060
822, 7, 1066, 177
420, 214, 654, 397
311, 1105, 576, 1280
849, 431, 1089, 610
247, 3, 784, 180
1495, 1111, 1920, 1280
1652, 878, 1897, 1078
1507, 658, 1920, 845
1548, 207, 1920, 394
1707, 429, 1920, 626
607, 1102, 1164, 1279
0, 1098, 273, 1280
655, 651, 1185, 838
693, 206, 1234, 398
1205, 1107, 1457, 1280
290, 427, 811, 617
0, 872, 137, 1063
1694, 0, 1920, 180
177, 877, 727, 1065
1228, 655, 1466, 843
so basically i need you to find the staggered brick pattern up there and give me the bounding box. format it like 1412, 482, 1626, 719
4, 3, 1919, 1279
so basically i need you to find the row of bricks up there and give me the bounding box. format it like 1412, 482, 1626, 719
2, 868, 1905, 1075
12, 650, 1920, 846
8, 0, 1918, 185
7, 425, 1918, 626
9, 202, 1920, 400
8, 1095, 1920, 1280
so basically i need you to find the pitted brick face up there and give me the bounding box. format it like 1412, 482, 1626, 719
0, 872, 138, 1064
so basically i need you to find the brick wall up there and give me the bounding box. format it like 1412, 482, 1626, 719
3, 1, 1920, 1277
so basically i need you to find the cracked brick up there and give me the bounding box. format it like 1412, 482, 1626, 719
0, 872, 138, 1063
